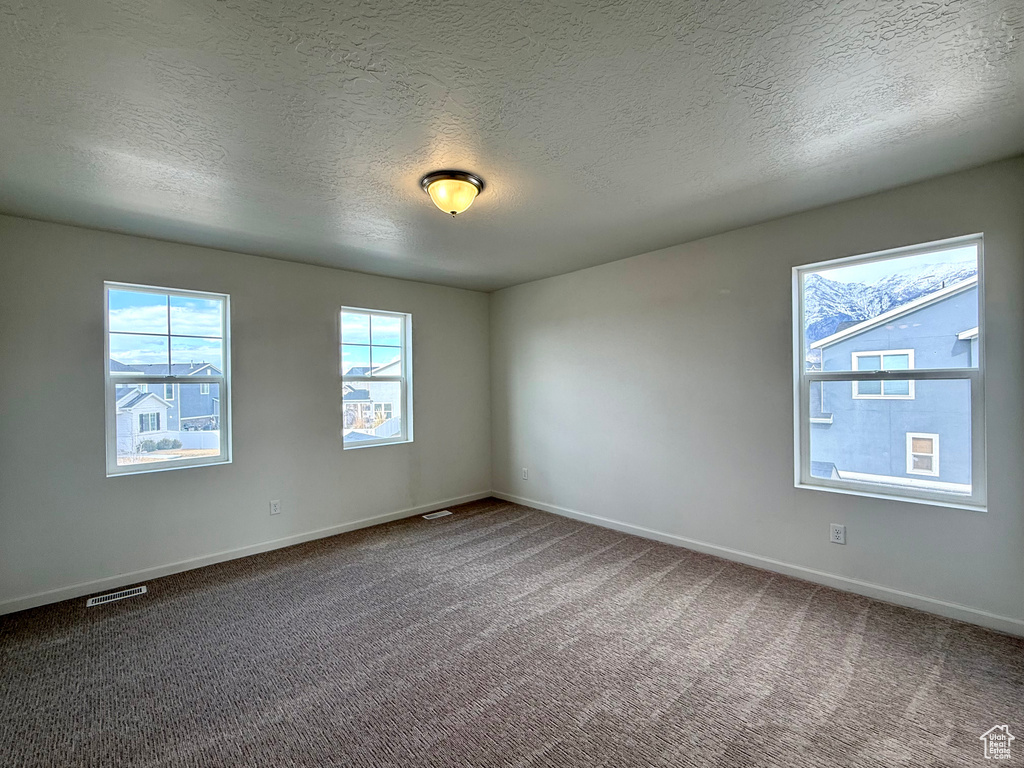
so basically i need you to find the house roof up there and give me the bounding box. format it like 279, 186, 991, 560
957, 326, 979, 341
810, 276, 978, 350
343, 387, 370, 401
116, 387, 172, 410
344, 431, 380, 442
125, 362, 221, 376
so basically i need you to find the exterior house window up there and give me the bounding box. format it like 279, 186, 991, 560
794, 235, 985, 509
906, 433, 939, 476
851, 350, 914, 399
105, 282, 231, 475
139, 413, 160, 432
340, 307, 412, 449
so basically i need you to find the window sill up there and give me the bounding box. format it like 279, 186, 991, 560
107, 457, 231, 478
795, 482, 986, 513
343, 437, 413, 450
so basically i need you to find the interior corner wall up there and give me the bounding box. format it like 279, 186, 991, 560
0, 216, 492, 612
489, 157, 1024, 633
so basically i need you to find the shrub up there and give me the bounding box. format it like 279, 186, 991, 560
155, 438, 183, 450
137, 440, 158, 453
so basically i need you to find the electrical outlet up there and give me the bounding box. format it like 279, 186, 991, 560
830, 523, 846, 545
270, 500, 282, 516
522, 468, 528, 480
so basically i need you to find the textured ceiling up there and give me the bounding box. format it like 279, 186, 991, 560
1, 0, 1022, 291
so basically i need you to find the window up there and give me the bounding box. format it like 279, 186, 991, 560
340, 307, 412, 448
105, 282, 231, 475
907, 433, 939, 477
851, 350, 914, 398
794, 235, 985, 509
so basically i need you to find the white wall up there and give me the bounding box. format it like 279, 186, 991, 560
0, 216, 491, 611
490, 157, 1024, 633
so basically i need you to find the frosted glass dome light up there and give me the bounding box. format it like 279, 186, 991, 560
420, 171, 485, 217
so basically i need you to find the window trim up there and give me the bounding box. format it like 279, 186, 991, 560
851, 349, 915, 399
199, 383, 211, 395
340, 306, 413, 450
906, 432, 940, 477
164, 383, 175, 400
792, 234, 986, 511
104, 281, 232, 476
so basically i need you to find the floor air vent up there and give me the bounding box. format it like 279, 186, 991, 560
86, 585, 147, 607
422, 510, 452, 520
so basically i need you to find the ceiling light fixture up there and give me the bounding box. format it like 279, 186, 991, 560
420, 170, 484, 217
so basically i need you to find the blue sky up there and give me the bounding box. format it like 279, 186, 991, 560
109, 290, 223, 368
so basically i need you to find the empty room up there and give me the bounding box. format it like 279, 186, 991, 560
2, 0, 1023, 765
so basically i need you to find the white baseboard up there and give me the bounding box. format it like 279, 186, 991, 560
0, 491, 492, 616
492, 491, 1024, 638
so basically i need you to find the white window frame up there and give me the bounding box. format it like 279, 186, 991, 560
792, 234, 986, 511
104, 282, 232, 476
199, 383, 211, 395
164, 383, 175, 400
340, 307, 413, 449
906, 432, 940, 477
851, 350, 915, 399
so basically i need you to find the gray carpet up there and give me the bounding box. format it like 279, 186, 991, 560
2, 498, 1022, 767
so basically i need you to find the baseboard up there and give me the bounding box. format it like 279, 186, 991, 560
492, 491, 1024, 638
0, 491, 492, 616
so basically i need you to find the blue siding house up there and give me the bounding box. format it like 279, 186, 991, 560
808, 277, 977, 494
112, 362, 221, 433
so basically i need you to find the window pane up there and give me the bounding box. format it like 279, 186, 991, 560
912, 455, 933, 472
857, 355, 881, 370
170, 295, 223, 338
804, 243, 979, 371
171, 337, 223, 372
341, 344, 371, 376
857, 380, 881, 396
809, 379, 970, 495
882, 354, 909, 370
884, 379, 910, 396
341, 312, 370, 345
371, 314, 402, 346
371, 346, 401, 373
912, 437, 933, 453
343, 381, 402, 445
109, 333, 170, 374
108, 290, 168, 334
113, 383, 222, 467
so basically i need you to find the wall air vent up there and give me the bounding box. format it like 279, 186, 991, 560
422, 510, 452, 520
85, 585, 147, 607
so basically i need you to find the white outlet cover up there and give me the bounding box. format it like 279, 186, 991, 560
830, 524, 846, 545
270, 500, 282, 515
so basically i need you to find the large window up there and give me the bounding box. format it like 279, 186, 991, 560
105, 282, 231, 475
794, 235, 984, 509
340, 307, 412, 449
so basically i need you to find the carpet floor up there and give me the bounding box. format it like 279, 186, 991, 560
2, 498, 1022, 767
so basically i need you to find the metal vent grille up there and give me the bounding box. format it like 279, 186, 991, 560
422, 510, 452, 520
86, 585, 147, 607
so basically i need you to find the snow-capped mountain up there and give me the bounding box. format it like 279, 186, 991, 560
804, 261, 977, 345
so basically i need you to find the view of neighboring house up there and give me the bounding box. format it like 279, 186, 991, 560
808, 276, 977, 493
112, 361, 221, 455
341, 359, 402, 441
